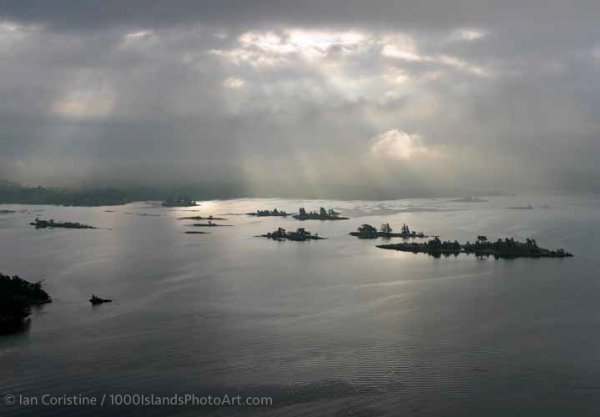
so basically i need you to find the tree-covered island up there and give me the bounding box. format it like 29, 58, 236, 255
260, 227, 325, 241
191, 221, 231, 227
179, 215, 227, 220
247, 208, 289, 217
350, 223, 430, 239
30, 218, 96, 229
377, 235, 573, 259
0, 273, 51, 334
293, 207, 348, 220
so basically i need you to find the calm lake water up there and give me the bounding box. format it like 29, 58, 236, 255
1, 195, 600, 416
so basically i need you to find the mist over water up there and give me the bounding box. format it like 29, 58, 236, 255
1, 195, 600, 416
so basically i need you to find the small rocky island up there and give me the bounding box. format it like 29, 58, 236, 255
260, 227, 325, 241
350, 223, 429, 239
508, 204, 533, 210
90, 295, 112, 305
293, 207, 348, 221
247, 208, 289, 217
30, 217, 96, 229
452, 196, 487, 203
1, 273, 51, 334
377, 235, 573, 259
162, 197, 198, 207
191, 221, 231, 227
179, 215, 227, 220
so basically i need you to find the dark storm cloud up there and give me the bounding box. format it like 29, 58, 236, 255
1, 1, 599, 196
1, 1, 599, 33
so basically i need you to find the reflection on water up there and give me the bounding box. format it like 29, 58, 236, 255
1, 195, 600, 416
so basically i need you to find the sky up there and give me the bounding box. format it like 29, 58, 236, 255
0, 1, 599, 198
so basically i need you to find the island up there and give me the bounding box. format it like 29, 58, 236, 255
0, 209, 16, 214
350, 223, 430, 239
30, 217, 96, 229
377, 235, 573, 259
1, 273, 51, 334
191, 221, 231, 227
452, 196, 487, 203
259, 227, 325, 241
90, 295, 112, 305
185, 231, 209, 234
293, 207, 348, 221
179, 215, 227, 220
508, 204, 533, 210
247, 208, 289, 217
162, 197, 198, 207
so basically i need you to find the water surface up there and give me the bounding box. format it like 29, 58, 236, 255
1, 195, 599, 416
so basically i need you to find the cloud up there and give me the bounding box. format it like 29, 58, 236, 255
0, 2, 599, 195
211, 29, 372, 68
591, 46, 600, 66
52, 90, 115, 119
213, 29, 489, 77
369, 129, 439, 161
381, 33, 491, 77
452, 28, 487, 41
223, 77, 246, 89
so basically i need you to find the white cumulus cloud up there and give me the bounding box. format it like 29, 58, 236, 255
224, 77, 246, 89
369, 129, 438, 160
